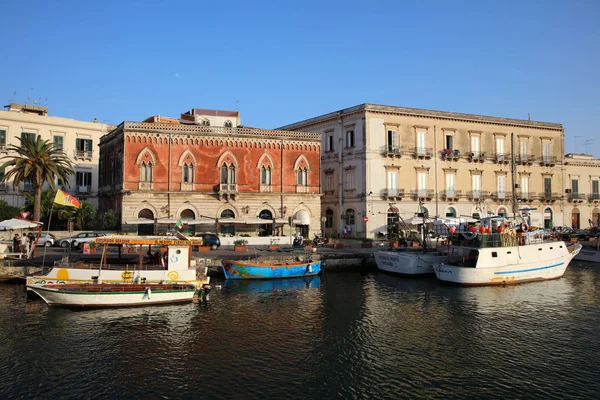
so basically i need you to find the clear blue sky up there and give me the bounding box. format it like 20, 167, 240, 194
2, 0, 598, 156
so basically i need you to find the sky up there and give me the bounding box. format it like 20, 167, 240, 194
1, 0, 599, 156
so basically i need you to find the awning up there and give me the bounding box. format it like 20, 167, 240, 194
274, 218, 290, 224
218, 218, 247, 224
187, 218, 216, 225
294, 210, 310, 225
124, 218, 154, 225
403, 216, 435, 226
0, 218, 42, 230
245, 219, 275, 224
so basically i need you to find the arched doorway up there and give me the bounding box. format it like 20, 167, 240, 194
544, 207, 553, 229
497, 207, 508, 218
445, 207, 456, 218
571, 208, 580, 229
325, 209, 334, 236
220, 209, 236, 236
180, 209, 196, 236
258, 209, 273, 237
344, 209, 355, 237
294, 210, 310, 238
138, 209, 154, 235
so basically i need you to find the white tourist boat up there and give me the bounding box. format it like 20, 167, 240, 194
29, 283, 197, 307
434, 230, 582, 286
374, 250, 448, 276
26, 235, 210, 291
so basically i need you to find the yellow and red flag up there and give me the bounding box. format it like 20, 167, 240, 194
54, 189, 80, 209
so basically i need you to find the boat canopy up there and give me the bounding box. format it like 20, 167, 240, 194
95, 235, 204, 246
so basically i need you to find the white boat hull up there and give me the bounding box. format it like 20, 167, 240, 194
29, 286, 196, 307
26, 267, 209, 290
435, 242, 581, 286
573, 247, 600, 263
374, 250, 447, 275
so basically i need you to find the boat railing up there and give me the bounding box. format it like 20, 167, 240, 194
450, 231, 558, 248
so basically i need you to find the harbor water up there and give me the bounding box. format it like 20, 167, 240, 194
1, 262, 599, 399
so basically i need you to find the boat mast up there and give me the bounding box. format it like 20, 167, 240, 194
511, 132, 518, 219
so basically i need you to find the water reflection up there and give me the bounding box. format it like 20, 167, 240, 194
223, 276, 321, 294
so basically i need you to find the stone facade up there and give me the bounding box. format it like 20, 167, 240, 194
0, 103, 112, 208
279, 103, 583, 237
98, 109, 322, 237
563, 153, 600, 228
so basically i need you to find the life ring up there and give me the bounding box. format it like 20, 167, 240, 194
520, 223, 529, 232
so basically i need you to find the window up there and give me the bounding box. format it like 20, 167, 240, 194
543, 141, 551, 161
53, 136, 63, 151
497, 175, 506, 198
21, 132, 36, 144
417, 172, 428, 197
327, 132, 334, 152
571, 179, 579, 195
183, 164, 194, 183
140, 162, 153, 182
76, 138, 93, 157
445, 173, 455, 197
544, 177, 552, 196
261, 166, 271, 185
345, 170, 355, 190
521, 176, 529, 198
593, 180, 599, 200
326, 174, 334, 192
0, 130, 6, 150
417, 130, 427, 155
472, 174, 482, 198
387, 130, 397, 152
345, 209, 355, 225
325, 209, 333, 228
496, 137, 505, 155
224, 120, 233, 128
76, 171, 92, 193
201, 119, 210, 126
471, 135, 481, 154
221, 164, 235, 184
445, 134, 454, 151
345, 130, 355, 148
297, 167, 307, 186
387, 171, 398, 196
445, 207, 456, 217
520, 140, 528, 158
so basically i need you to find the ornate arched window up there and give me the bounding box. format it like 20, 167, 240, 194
183, 163, 194, 183
345, 209, 355, 225
140, 161, 153, 182
261, 166, 272, 185
224, 120, 233, 128
297, 167, 307, 186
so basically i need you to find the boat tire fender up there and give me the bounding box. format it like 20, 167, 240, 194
520, 223, 529, 232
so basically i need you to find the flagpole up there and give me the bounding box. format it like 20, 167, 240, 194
41, 201, 56, 269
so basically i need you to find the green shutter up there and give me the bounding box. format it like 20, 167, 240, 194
572, 179, 579, 194
0, 130, 5, 144
53, 136, 63, 150
593, 180, 599, 195
87, 139, 93, 151
544, 178, 552, 194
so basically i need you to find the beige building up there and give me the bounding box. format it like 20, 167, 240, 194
0, 103, 112, 209
279, 103, 584, 237
563, 153, 600, 228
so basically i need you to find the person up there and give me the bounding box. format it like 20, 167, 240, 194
13, 234, 20, 253
20, 234, 28, 254
347, 224, 352, 237
27, 232, 35, 247
343, 226, 348, 238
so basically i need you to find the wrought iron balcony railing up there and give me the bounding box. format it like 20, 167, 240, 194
492, 191, 513, 202
440, 149, 461, 161
413, 147, 433, 159
468, 151, 486, 163
74, 150, 93, 159
410, 189, 434, 200
441, 189, 462, 201
568, 193, 586, 202
467, 190, 489, 200
540, 155, 557, 166
385, 145, 404, 157
589, 193, 600, 202
516, 154, 535, 165
494, 153, 511, 164
539, 192, 560, 202
385, 188, 405, 199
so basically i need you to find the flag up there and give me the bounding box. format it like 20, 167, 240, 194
175, 219, 184, 230
54, 189, 80, 208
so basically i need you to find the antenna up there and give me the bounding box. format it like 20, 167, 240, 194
528, 112, 530, 121
585, 139, 594, 155
28, 88, 33, 104
574, 136, 583, 153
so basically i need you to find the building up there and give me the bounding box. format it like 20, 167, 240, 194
0, 102, 112, 208
279, 103, 576, 237
563, 153, 600, 228
98, 108, 322, 237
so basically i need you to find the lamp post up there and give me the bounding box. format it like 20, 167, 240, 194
321, 216, 327, 237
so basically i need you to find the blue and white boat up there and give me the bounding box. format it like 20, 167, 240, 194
434, 229, 582, 286
221, 259, 321, 280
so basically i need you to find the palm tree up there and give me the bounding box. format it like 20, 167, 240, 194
0, 136, 74, 222
57, 200, 96, 230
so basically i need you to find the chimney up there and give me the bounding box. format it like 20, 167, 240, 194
93, 118, 98, 123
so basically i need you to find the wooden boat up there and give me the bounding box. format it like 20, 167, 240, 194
27, 235, 209, 290
29, 283, 197, 308
221, 259, 321, 280
434, 230, 582, 286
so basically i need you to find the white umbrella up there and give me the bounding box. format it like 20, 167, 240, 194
403, 216, 435, 225
0, 218, 42, 230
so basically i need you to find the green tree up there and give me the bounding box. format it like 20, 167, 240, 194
23, 190, 56, 223
94, 209, 121, 231
0, 199, 23, 221
57, 200, 96, 230
0, 136, 74, 222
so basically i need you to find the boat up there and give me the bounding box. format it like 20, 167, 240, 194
434, 228, 582, 286
374, 249, 448, 276
29, 283, 197, 308
26, 235, 210, 291
223, 276, 320, 293
221, 258, 321, 279
573, 242, 600, 263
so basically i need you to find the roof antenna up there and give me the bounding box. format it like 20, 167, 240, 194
528, 112, 530, 121
585, 139, 594, 155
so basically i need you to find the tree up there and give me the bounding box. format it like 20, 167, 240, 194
0, 199, 22, 221
57, 200, 96, 230
0, 136, 74, 222
94, 209, 121, 231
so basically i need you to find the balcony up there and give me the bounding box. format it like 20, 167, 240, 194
516, 154, 535, 165
260, 184, 272, 193
516, 191, 535, 202
568, 193, 586, 203
219, 183, 238, 200
494, 153, 511, 164
385, 145, 404, 158
77, 186, 90, 195
296, 185, 309, 193
589, 193, 600, 203
74, 150, 93, 160
413, 147, 433, 160
181, 182, 193, 191
0, 183, 8, 191
539, 192, 560, 203
468, 151, 486, 163
138, 182, 152, 191
540, 155, 557, 167
440, 149, 461, 161
441, 189, 461, 202
410, 189, 434, 201
467, 190, 489, 201
385, 188, 404, 200
492, 191, 513, 202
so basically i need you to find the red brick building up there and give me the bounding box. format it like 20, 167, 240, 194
98, 108, 321, 238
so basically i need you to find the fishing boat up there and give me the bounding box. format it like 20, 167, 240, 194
26, 235, 210, 290
374, 249, 448, 276
573, 243, 600, 263
221, 258, 321, 280
434, 228, 582, 286
29, 283, 197, 308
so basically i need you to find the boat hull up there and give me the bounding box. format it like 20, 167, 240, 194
435, 242, 582, 286
374, 250, 446, 276
29, 284, 196, 307
573, 247, 600, 263
221, 260, 321, 280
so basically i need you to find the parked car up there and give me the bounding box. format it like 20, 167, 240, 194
193, 233, 221, 250
57, 232, 107, 248
27, 232, 56, 247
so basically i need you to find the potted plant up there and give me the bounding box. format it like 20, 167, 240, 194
360, 238, 374, 248
303, 239, 312, 250
234, 239, 248, 252
88, 241, 97, 254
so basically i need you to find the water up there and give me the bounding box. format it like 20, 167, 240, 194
1, 263, 599, 399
